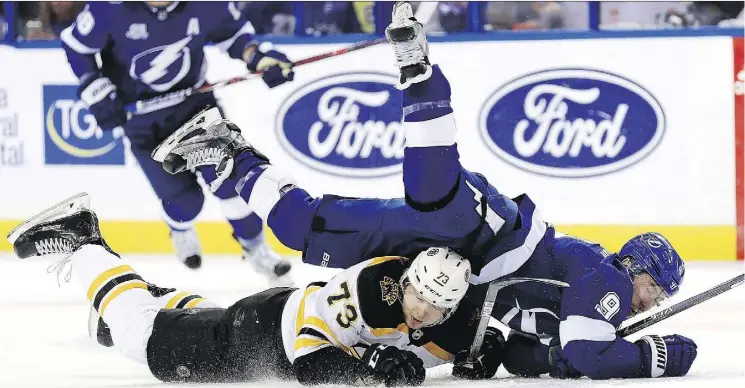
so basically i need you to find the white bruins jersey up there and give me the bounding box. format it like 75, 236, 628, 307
280, 256, 482, 368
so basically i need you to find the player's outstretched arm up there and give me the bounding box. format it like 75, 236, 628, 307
556, 267, 698, 379
207, 2, 294, 88
294, 343, 425, 386
59, 3, 126, 131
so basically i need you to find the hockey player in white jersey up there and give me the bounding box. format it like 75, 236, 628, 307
7, 193, 505, 385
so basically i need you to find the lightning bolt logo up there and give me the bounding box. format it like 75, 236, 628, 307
131, 36, 193, 92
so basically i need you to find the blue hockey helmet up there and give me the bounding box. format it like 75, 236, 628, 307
617, 232, 685, 297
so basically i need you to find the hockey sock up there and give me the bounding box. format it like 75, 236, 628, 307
401, 64, 460, 206
235, 163, 296, 221
217, 197, 264, 240
74, 244, 152, 320
73, 244, 159, 363
160, 191, 203, 231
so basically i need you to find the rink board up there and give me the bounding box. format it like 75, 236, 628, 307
0, 35, 742, 260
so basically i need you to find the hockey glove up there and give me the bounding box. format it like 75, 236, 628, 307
547, 337, 582, 379
246, 43, 294, 88
502, 333, 550, 377
637, 334, 697, 377
452, 327, 505, 380
361, 344, 426, 387
77, 73, 127, 131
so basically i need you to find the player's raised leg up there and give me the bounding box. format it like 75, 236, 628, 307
387, 2, 460, 208
199, 166, 292, 283
152, 107, 321, 253
7, 193, 217, 353
7, 194, 162, 363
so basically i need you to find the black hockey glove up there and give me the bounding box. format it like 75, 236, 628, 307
77, 72, 127, 131
637, 334, 697, 377
452, 327, 505, 380
361, 343, 426, 387
246, 42, 294, 88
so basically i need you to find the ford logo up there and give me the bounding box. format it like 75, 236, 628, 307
479, 68, 665, 177
276, 72, 404, 177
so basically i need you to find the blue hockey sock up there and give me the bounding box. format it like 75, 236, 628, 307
402, 65, 453, 122
400, 64, 460, 207
228, 213, 264, 241
266, 187, 319, 251
403, 145, 461, 207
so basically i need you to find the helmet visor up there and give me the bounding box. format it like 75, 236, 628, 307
632, 273, 670, 315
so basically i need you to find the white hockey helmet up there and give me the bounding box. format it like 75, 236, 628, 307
401, 247, 471, 323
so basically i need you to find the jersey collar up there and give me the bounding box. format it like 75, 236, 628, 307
145, 1, 181, 21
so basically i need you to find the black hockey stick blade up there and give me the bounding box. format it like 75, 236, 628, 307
466, 277, 570, 364
616, 273, 744, 338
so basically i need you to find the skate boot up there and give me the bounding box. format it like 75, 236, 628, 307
170, 228, 203, 269
238, 234, 293, 286
6, 193, 117, 284
151, 106, 269, 193
385, 2, 432, 89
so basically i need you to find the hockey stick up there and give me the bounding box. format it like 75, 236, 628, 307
122, 37, 387, 116
616, 273, 744, 338
466, 277, 570, 365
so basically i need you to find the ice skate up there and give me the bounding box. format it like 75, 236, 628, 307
385, 1, 432, 89
7, 192, 114, 261
151, 106, 269, 193
170, 228, 203, 269
239, 234, 293, 286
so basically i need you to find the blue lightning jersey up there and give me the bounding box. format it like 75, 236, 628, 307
61, 1, 254, 105
481, 233, 646, 379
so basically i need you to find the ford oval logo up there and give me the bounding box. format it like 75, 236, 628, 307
276, 72, 404, 177
479, 68, 665, 177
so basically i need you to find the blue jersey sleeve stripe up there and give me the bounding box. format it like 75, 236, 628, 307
471, 203, 546, 284
559, 315, 616, 348
60, 26, 100, 55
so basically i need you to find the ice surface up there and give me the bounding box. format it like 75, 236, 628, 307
0, 254, 742, 388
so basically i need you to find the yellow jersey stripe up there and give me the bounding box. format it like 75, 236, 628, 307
87, 265, 134, 301
366, 256, 404, 267
99, 281, 148, 318
165, 292, 190, 309
295, 286, 322, 334
303, 316, 342, 345
423, 342, 452, 361
369, 323, 409, 337
184, 297, 206, 308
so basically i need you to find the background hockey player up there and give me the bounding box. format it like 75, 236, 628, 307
60, 1, 294, 281
7, 193, 505, 385
149, 2, 698, 380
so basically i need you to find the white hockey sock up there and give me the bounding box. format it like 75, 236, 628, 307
404, 113, 457, 148
72, 244, 159, 364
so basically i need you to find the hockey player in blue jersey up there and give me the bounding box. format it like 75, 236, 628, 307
151, 2, 697, 380
60, 1, 294, 281
493, 232, 696, 380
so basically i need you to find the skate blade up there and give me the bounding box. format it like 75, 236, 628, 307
6, 192, 91, 244
151, 106, 223, 162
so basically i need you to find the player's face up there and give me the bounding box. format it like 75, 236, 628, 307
631, 273, 669, 316
401, 284, 446, 329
